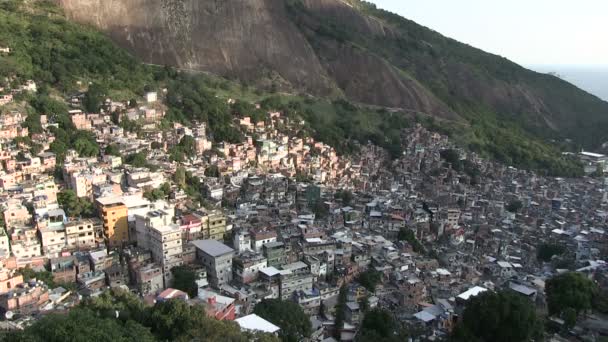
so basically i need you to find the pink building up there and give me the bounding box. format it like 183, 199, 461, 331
38, 152, 56, 171
71, 112, 92, 131
3, 203, 31, 228
0, 282, 49, 313
0, 269, 24, 294
0, 94, 13, 106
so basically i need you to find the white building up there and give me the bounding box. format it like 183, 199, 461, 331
135, 206, 182, 286
235, 314, 280, 335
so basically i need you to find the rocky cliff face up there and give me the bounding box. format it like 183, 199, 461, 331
58, 0, 332, 92
57, 0, 453, 117
57, 0, 608, 145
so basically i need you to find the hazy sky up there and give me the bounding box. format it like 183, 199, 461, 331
368, 0, 608, 67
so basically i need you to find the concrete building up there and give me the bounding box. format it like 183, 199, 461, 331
251, 229, 277, 253
64, 218, 99, 251
263, 241, 287, 267
233, 252, 267, 285
135, 206, 182, 286
191, 240, 234, 289
38, 209, 67, 257
205, 211, 227, 241
136, 263, 164, 296
96, 197, 129, 247
232, 230, 252, 253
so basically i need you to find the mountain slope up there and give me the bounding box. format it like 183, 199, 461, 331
55, 0, 608, 149
0, 0, 587, 176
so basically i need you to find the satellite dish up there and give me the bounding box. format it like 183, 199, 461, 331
5, 311, 14, 320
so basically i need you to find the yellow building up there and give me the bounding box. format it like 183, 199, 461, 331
96, 197, 129, 247
197, 211, 226, 241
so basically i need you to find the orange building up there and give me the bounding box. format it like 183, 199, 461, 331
96, 197, 129, 247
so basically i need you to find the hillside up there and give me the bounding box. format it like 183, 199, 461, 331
54, 0, 608, 148
0, 0, 586, 176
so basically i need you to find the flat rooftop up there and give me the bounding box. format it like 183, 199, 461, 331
191, 239, 234, 257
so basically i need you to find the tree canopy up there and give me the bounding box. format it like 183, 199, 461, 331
4, 307, 156, 342
452, 290, 541, 342
397, 227, 424, 253
546, 272, 596, 316
356, 308, 405, 342
5, 289, 278, 342
536, 243, 565, 262
505, 199, 523, 213
57, 189, 95, 218
253, 298, 312, 342
171, 266, 198, 298
357, 269, 382, 292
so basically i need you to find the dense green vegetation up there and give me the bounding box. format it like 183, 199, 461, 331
0, 1, 152, 98
452, 290, 541, 342
357, 269, 382, 292
285, 0, 587, 176
397, 227, 424, 253
164, 74, 243, 143
4, 290, 278, 342
17, 266, 57, 288
356, 308, 407, 342
253, 299, 312, 342
170, 266, 198, 298
333, 285, 348, 339
16, 266, 76, 291
505, 199, 523, 213
143, 182, 171, 202
259, 96, 409, 157
4, 307, 156, 342
439, 149, 480, 182
169, 135, 197, 162
455, 108, 584, 177
57, 189, 95, 218
546, 272, 596, 316
346, 1, 608, 147
0, 0, 588, 176
537, 243, 566, 262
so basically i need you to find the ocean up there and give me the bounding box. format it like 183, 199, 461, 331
530, 65, 608, 102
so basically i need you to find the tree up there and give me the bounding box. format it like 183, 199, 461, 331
72, 131, 99, 157
563, 308, 577, 329
397, 227, 424, 253
359, 295, 370, 313
125, 151, 149, 168
356, 308, 404, 342
253, 299, 311, 342
593, 288, 608, 314
506, 199, 523, 213
313, 200, 329, 219
171, 266, 198, 297
70, 290, 278, 342
4, 307, 156, 342
143, 183, 171, 202
357, 269, 381, 292
17, 266, 57, 288
546, 272, 596, 316
205, 164, 220, 178
335, 190, 353, 206
104, 143, 121, 156
177, 135, 197, 158
334, 285, 347, 339
84, 82, 107, 113
452, 290, 541, 342
57, 189, 95, 218
537, 243, 565, 262
174, 165, 187, 188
